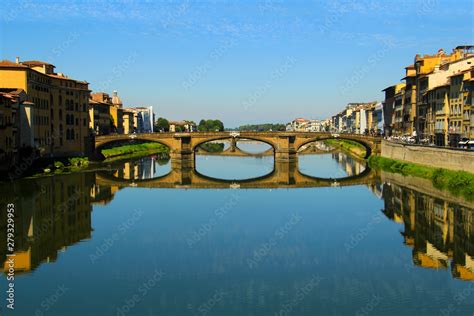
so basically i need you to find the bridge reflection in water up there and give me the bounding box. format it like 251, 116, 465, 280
96, 157, 374, 189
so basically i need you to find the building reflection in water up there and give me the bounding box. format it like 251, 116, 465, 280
331, 152, 366, 177
112, 156, 169, 180
382, 180, 474, 281
0, 173, 95, 275
1, 154, 473, 283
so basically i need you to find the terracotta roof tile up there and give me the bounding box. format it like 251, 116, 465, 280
0, 60, 28, 68
22, 60, 54, 67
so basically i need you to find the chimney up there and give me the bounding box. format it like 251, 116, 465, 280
15, 56, 19, 64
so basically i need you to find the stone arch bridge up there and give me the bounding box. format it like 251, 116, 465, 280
93, 131, 381, 164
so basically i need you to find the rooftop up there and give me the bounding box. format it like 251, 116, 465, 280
0, 60, 28, 68
22, 60, 55, 67
0, 58, 88, 84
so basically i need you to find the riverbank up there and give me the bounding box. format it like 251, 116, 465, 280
102, 142, 169, 159
23, 143, 170, 178
369, 155, 474, 201
381, 139, 474, 173
323, 139, 367, 159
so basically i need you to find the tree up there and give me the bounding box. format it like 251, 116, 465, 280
198, 119, 224, 132
155, 117, 169, 132
238, 123, 286, 132
198, 119, 207, 132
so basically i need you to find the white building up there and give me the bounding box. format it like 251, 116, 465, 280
135, 106, 154, 133
286, 118, 323, 132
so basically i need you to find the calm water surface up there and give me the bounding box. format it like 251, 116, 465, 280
0, 144, 473, 316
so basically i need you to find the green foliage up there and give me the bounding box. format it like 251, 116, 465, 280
68, 157, 89, 167
199, 143, 225, 152
323, 139, 367, 159
238, 123, 286, 132
368, 156, 474, 201
102, 142, 169, 158
155, 117, 169, 132
54, 161, 65, 169
431, 168, 447, 188
198, 119, 224, 132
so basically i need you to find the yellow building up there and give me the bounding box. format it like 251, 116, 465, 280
89, 91, 124, 135
110, 90, 123, 134
401, 64, 417, 136
414, 47, 470, 140
0, 92, 19, 170
420, 54, 474, 147
0, 58, 90, 156
428, 84, 449, 146
122, 109, 137, 134
89, 98, 111, 135
448, 72, 465, 146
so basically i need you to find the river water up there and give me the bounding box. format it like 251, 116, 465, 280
0, 142, 473, 315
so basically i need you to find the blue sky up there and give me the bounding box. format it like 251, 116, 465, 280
1, 0, 473, 127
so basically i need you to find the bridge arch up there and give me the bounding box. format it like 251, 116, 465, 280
191, 136, 276, 153
295, 136, 373, 159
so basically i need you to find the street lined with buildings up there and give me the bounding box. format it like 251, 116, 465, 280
286, 46, 474, 149
0, 58, 154, 173
330, 46, 473, 148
